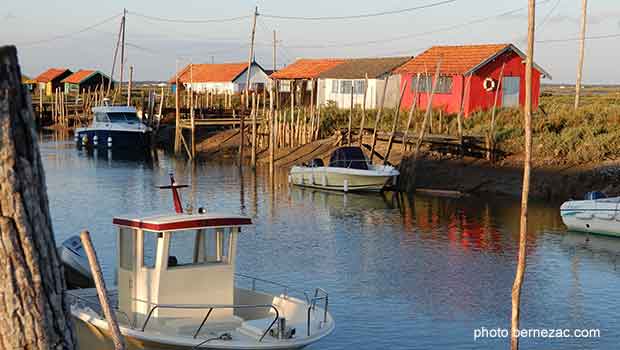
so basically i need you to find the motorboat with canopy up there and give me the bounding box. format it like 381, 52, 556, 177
560, 191, 620, 237
62, 176, 334, 349
75, 99, 151, 151
289, 146, 399, 192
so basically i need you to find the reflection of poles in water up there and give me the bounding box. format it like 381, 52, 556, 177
238, 164, 246, 213
251, 168, 258, 216
569, 248, 584, 320
190, 160, 197, 212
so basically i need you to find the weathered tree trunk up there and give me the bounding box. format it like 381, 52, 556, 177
0, 46, 77, 349
511, 2, 535, 349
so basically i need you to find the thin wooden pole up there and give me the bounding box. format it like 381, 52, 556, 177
290, 81, 294, 147
174, 61, 181, 154
348, 85, 354, 145
488, 63, 506, 161
119, 9, 126, 91
251, 92, 257, 167
384, 81, 408, 165
80, 231, 125, 350
456, 74, 471, 157
127, 65, 133, 106
511, 1, 535, 349
401, 73, 420, 160
241, 6, 258, 164
358, 74, 369, 146
408, 58, 443, 190
108, 15, 123, 95
269, 84, 275, 178
190, 64, 195, 159
574, 0, 588, 110
370, 77, 389, 162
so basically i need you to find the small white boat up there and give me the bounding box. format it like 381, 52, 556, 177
289, 146, 399, 192
75, 99, 151, 151
560, 191, 620, 237
65, 176, 334, 349
58, 235, 95, 289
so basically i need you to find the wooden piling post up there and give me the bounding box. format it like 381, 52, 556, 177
456, 75, 471, 156
488, 63, 506, 161
574, 0, 588, 110
348, 86, 354, 145
174, 64, 181, 154
408, 58, 443, 190
80, 231, 126, 350
269, 84, 275, 178
358, 74, 369, 146
251, 92, 257, 167
511, 1, 535, 349
401, 73, 420, 160
384, 81, 408, 165
370, 77, 389, 162
127, 65, 133, 106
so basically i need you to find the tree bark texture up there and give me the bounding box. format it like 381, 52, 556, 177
0, 45, 77, 349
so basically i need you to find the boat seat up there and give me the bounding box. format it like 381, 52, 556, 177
238, 317, 277, 339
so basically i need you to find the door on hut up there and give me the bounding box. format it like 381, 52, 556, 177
502, 76, 520, 107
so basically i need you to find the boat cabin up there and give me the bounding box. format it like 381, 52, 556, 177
112, 213, 252, 323
92, 106, 143, 127
328, 146, 369, 170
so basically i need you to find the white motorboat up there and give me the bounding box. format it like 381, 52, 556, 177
560, 191, 620, 237
289, 146, 399, 192
75, 99, 151, 151
64, 176, 334, 349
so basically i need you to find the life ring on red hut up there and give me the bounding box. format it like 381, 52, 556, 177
483, 77, 497, 91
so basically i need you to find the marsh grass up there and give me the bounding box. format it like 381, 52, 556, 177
315, 93, 620, 166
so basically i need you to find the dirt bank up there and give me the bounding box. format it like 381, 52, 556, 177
400, 153, 620, 202
158, 127, 617, 202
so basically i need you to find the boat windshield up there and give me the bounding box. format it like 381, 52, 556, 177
107, 112, 141, 123
328, 147, 369, 170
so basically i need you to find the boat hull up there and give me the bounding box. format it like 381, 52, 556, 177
290, 166, 398, 192
75, 129, 151, 151
560, 197, 620, 237
74, 316, 324, 350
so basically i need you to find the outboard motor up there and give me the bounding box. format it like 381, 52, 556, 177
585, 191, 606, 200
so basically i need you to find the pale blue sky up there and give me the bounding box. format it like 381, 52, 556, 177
3, 0, 619, 83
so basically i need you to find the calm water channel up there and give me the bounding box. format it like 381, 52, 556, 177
40, 132, 619, 349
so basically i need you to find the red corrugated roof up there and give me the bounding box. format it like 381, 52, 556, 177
395, 44, 511, 75
270, 59, 347, 79
34, 68, 71, 83
169, 63, 249, 83
62, 70, 96, 84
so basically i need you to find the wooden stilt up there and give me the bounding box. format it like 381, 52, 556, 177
401, 73, 420, 161
370, 77, 389, 163
384, 81, 408, 165
80, 231, 126, 350
408, 58, 443, 190
358, 74, 369, 146
348, 86, 354, 145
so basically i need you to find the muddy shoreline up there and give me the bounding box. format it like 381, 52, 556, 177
157, 126, 618, 202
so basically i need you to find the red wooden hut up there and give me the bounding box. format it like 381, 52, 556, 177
395, 44, 551, 116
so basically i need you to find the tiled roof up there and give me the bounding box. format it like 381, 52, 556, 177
169, 63, 250, 83
34, 68, 72, 83
62, 70, 97, 84
270, 59, 347, 80
395, 44, 511, 75
22, 75, 35, 84
318, 57, 412, 79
